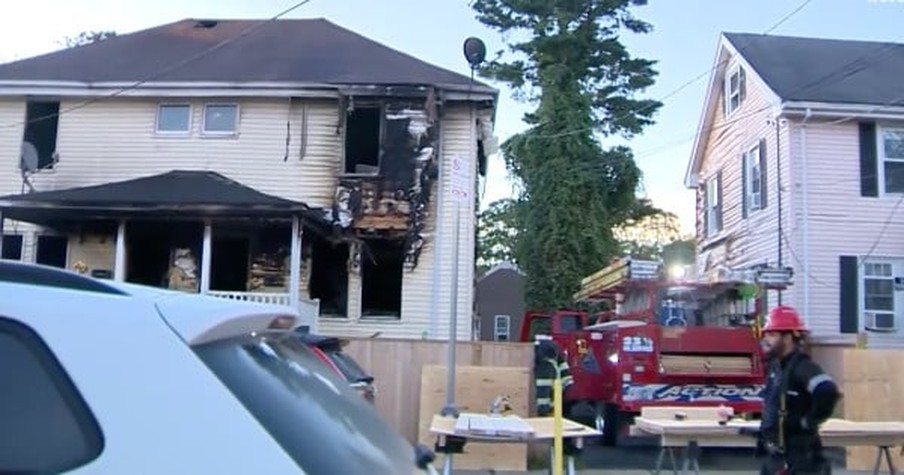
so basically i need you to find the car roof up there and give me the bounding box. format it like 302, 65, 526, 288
0, 261, 300, 345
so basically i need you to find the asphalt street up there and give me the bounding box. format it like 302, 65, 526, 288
452, 444, 855, 474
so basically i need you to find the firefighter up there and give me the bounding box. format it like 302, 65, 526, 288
533, 335, 573, 417
755, 305, 841, 475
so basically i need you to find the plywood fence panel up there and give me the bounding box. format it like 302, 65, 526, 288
417, 365, 530, 471
811, 346, 904, 471
342, 338, 534, 442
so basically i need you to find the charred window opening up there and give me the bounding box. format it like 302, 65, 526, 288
23, 101, 60, 170
309, 235, 349, 317
360, 239, 403, 318
1, 235, 24, 261
344, 106, 382, 174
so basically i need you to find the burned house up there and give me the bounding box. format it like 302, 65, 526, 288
0, 18, 498, 339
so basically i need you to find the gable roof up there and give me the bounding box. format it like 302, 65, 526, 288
0, 18, 496, 95
723, 32, 904, 106
477, 262, 523, 283
685, 32, 904, 188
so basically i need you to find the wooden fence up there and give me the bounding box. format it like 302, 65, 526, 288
810, 346, 904, 471
342, 337, 535, 443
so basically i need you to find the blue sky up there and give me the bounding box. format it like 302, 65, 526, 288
1, 0, 901, 234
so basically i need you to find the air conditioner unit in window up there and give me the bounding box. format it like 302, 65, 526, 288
864, 312, 897, 332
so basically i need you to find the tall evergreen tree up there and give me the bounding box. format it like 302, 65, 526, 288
471, 0, 663, 309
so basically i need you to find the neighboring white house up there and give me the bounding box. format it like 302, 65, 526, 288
0, 18, 498, 340
685, 32, 904, 348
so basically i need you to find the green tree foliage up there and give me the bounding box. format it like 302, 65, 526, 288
471, 0, 662, 309
476, 198, 521, 274
614, 210, 683, 260
61, 30, 117, 48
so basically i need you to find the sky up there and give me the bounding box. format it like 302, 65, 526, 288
0, 0, 901, 235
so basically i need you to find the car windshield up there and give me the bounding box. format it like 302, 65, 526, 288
193, 332, 420, 474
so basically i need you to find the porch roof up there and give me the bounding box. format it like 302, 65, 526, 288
0, 170, 322, 224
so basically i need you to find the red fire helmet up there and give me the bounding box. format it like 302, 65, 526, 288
763, 305, 808, 333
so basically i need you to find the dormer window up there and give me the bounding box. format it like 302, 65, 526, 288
724, 63, 746, 117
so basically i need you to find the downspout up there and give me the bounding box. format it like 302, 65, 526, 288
776, 117, 783, 306
801, 108, 813, 328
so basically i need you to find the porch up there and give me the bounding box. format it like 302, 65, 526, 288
0, 170, 327, 329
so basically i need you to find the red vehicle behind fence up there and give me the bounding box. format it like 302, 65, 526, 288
520, 257, 793, 445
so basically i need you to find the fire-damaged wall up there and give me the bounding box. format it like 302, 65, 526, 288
327, 94, 440, 271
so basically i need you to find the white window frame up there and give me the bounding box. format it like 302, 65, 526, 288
744, 143, 763, 213
723, 63, 743, 117
494, 314, 511, 341
860, 259, 899, 333
705, 176, 721, 238
201, 103, 239, 136
878, 126, 904, 195
155, 103, 192, 135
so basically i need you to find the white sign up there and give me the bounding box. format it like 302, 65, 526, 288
449, 153, 471, 204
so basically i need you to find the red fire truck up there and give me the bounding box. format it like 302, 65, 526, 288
520, 257, 793, 445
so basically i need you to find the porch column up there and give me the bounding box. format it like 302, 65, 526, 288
114, 220, 127, 281
200, 220, 212, 294
288, 215, 302, 311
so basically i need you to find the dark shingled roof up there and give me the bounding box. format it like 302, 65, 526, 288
0, 18, 495, 93
0, 170, 307, 213
724, 32, 904, 106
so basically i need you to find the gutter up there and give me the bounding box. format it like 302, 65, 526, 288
782, 101, 904, 119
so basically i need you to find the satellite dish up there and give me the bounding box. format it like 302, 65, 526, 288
463, 37, 486, 69
20, 141, 39, 172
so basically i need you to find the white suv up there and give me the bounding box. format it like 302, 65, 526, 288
0, 261, 436, 474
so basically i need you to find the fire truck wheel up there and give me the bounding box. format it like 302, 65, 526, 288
595, 403, 620, 447
567, 401, 619, 446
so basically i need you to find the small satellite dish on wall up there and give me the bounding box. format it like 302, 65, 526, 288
20, 141, 39, 172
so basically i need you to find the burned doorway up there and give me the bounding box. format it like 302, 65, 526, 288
35, 235, 67, 268
360, 238, 404, 318
308, 235, 349, 317
211, 237, 250, 291
126, 221, 201, 289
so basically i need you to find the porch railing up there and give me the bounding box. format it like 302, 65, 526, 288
206, 291, 290, 306
205, 291, 320, 330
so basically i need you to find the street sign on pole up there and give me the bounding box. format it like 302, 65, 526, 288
449, 153, 471, 204
444, 152, 470, 418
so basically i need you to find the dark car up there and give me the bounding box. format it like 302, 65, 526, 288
294, 330, 377, 404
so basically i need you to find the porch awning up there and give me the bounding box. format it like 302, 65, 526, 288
0, 170, 322, 224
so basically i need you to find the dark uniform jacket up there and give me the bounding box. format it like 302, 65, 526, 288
758, 349, 841, 473
534, 339, 573, 417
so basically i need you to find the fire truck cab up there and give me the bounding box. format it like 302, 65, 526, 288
521, 257, 793, 446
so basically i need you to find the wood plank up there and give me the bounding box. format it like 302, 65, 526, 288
634, 417, 904, 438
417, 365, 531, 471
431, 415, 599, 441
640, 406, 734, 421
840, 349, 904, 471
341, 338, 534, 444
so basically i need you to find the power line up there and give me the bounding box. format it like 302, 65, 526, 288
630, 43, 904, 162
514, 0, 815, 142
1, 0, 316, 130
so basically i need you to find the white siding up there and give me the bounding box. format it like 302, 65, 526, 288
787, 119, 904, 347
2, 97, 340, 208
0, 97, 482, 341
318, 104, 478, 341
696, 59, 788, 274
0, 99, 41, 263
